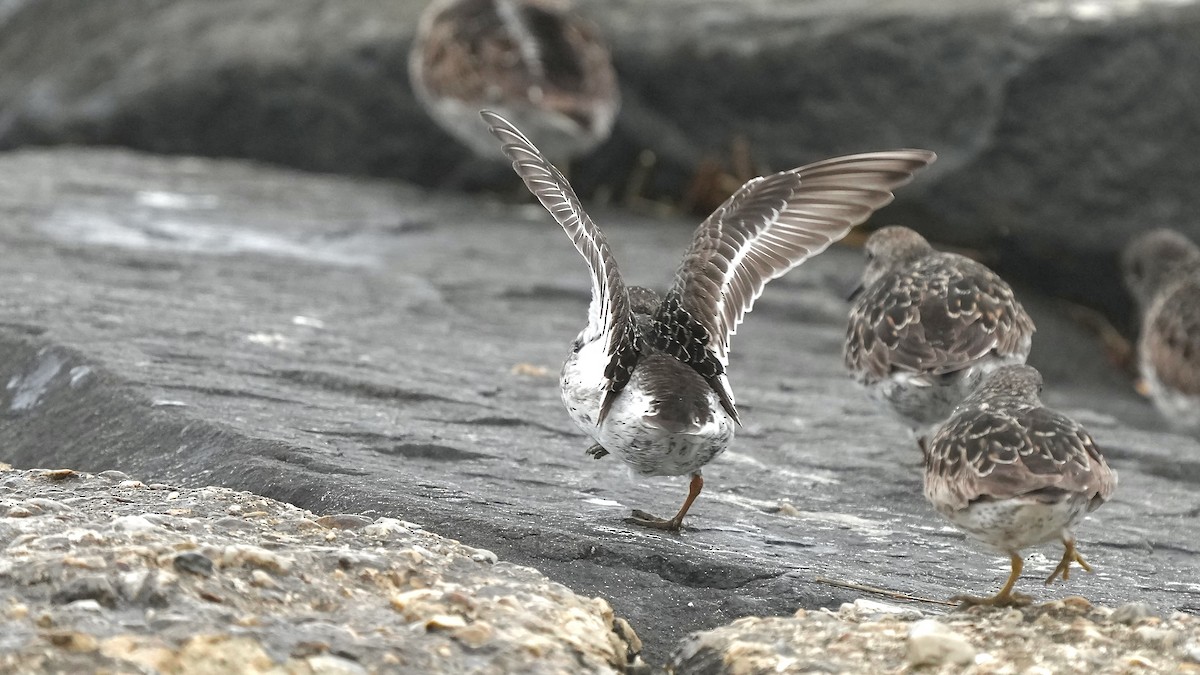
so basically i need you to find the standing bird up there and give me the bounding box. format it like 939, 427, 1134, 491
410, 0, 620, 165
924, 365, 1117, 606
482, 110, 935, 530
1121, 228, 1200, 430
844, 226, 1035, 446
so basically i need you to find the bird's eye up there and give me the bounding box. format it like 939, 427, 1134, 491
1131, 261, 1143, 279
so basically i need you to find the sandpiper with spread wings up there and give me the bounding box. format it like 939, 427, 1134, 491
482, 109, 935, 530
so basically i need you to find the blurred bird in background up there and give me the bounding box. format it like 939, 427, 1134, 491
1122, 228, 1200, 431
409, 0, 620, 170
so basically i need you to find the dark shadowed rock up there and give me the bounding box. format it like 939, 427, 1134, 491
2, 1, 1200, 318
0, 148, 1197, 666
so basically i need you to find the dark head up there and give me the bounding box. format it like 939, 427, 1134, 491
851, 226, 935, 300
1122, 228, 1200, 310
965, 364, 1043, 406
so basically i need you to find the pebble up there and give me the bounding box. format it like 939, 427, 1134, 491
468, 547, 498, 565
50, 576, 118, 609
46, 630, 99, 652
249, 569, 278, 589
173, 551, 214, 577
1111, 602, 1154, 625
453, 621, 495, 648
362, 518, 411, 538
839, 598, 923, 621
25, 497, 70, 512
63, 554, 107, 569
907, 619, 977, 667
316, 514, 374, 530
110, 515, 158, 532
304, 654, 369, 675
118, 569, 151, 601
221, 545, 294, 575
1135, 625, 1179, 648
97, 470, 131, 482
425, 614, 468, 630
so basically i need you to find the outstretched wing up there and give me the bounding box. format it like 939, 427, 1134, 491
664, 150, 936, 369
481, 110, 635, 424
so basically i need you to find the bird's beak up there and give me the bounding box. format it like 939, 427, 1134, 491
847, 283, 864, 302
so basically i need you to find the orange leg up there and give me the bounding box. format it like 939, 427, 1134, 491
626, 474, 704, 532
1046, 537, 1092, 584
952, 552, 1035, 607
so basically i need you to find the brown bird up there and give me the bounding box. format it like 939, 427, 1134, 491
844, 226, 1035, 447
482, 109, 935, 531
924, 365, 1117, 606
410, 0, 620, 164
1121, 228, 1200, 430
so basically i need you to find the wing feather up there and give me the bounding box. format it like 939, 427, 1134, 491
670, 150, 937, 367
481, 109, 635, 423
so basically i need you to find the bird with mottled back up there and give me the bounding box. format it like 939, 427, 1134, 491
844, 226, 1035, 446
924, 365, 1116, 607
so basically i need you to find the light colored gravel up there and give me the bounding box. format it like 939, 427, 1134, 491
0, 466, 643, 674
670, 597, 1200, 674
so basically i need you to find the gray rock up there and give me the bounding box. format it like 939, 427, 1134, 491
2, 0, 1200, 317
0, 148, 1197, 666
0, 468, 640, 673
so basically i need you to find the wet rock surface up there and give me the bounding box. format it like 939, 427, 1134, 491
671, 597, 1200, 674
0, 466, 640, 673
3, 0, 1200, 318
0, 148, 1198, 667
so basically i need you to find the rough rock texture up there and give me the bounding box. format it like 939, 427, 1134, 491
0, 148, 1198, 666
0, 466, 641, 673
670, 597, 1200, 674
2, 0, 1200, 318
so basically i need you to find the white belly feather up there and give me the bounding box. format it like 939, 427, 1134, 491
560, 339, 736, 477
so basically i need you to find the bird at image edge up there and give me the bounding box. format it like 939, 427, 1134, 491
482, 109, 936, 531
410, 0, 619, 165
